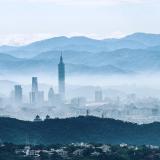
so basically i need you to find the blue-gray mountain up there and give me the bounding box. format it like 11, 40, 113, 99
0, 32, 160, 75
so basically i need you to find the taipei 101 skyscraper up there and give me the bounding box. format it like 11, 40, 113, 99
58, 53, 65, 101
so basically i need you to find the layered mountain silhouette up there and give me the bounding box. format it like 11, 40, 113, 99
0, 33, 160, 75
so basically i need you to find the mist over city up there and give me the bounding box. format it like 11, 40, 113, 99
1, 34, 160, 123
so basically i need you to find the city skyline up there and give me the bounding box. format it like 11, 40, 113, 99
13, 54, 65, 105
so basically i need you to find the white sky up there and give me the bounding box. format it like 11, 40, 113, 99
0, 0, 160, 45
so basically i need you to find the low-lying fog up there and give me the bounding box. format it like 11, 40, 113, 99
1, 73, 160, 98
1, 73, 160, 124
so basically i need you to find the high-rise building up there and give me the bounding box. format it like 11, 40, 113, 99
14, 85, 22, 103
58, 54, 65, 101
29, 91, 36, 104
48, 88, 54, 105
32, 77, 38, 93
30, 77, 38, 104
30, 91, 44, 105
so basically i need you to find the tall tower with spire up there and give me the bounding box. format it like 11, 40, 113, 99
58, 53, 65, 101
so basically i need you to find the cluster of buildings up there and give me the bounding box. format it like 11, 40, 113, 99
14, 143, 111, 159
13, 142, 160, 160
13, 54, 104, 114
6, 53, 160, 123
0, 53, 107, 121
14, 54, 65, 106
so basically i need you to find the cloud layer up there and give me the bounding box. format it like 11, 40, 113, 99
0, 34, 54, 46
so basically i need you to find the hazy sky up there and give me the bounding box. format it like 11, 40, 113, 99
0, 0, 160, 45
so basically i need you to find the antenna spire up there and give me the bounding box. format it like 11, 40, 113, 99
60, 51, 63, 63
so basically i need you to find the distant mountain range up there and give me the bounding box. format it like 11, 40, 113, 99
1, 32, 160, 57
0, 32, 160, 75
0, 116, 160, 145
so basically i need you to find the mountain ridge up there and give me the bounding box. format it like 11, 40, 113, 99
1, 32, 160, 58
0, 116, 160, 145
0, 33, 160, 75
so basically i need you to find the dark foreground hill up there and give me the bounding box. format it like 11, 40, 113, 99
0, 116, 159, 145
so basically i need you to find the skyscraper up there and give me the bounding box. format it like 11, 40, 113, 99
30, 77, 38, 104
58, 54, 65, 100
48, 88, 54, 105
29, 91, 36, 104
14, 85, 22, 104
32, 77, 38, 93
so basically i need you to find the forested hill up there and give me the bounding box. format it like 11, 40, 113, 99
0, 116, 159, 145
